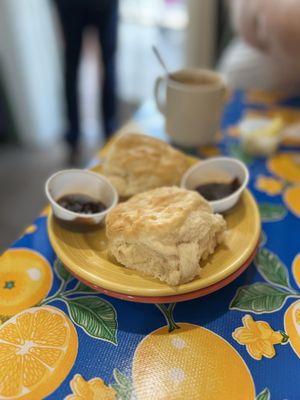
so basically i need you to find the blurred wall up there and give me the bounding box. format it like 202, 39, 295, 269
0, 0, 64, 147
186, 0, 217, 68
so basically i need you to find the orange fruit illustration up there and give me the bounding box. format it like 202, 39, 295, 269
255, 176, 283, 196
268, 152, 300, 183
284, 300, 300, 357
0, 248, 53, 317
132, 322, 255, 400
284, 186, 300, 217
0, 306, 78, 399
292, 254, 300, 287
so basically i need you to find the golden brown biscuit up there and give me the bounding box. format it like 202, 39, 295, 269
106, 187, 226, 286
102, 133, 190, 197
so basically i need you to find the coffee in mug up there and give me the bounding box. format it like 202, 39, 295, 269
154, 68, 226, 147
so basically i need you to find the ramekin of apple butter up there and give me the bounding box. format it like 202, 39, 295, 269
45, 169, 118, 232
181, 157, 249, 213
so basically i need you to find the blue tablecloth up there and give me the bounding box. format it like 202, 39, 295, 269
1, 90, 300, 399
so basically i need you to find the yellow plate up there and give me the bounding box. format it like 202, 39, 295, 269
47, 189, 260, 298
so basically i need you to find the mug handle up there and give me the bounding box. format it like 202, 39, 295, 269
154, 76, 166, 115
220, 78, 229, 103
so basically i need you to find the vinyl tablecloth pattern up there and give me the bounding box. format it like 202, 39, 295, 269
1, 90, 300, 399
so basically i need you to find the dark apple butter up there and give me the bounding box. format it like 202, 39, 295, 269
195, 178, 240, 201
57, 194, 106, 214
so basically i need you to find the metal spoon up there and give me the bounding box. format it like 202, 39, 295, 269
152, 45, 169, 76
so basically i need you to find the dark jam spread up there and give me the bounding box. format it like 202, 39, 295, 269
57, 194, 106, 214
195, 178, 240, 201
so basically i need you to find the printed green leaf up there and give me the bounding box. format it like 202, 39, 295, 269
259, 231, 267, 248
111, 369, 133, 400
255, 248, 290, 288
279, 330, 290, 344
114, 369, 131, 387
259, 203, 287, 222
73, 281, 96, 294
230, 283, 290, 313
228, 144, 254, 165
256, 388, 270, 400
66, 296, 117, 344
54, 259, 73, 283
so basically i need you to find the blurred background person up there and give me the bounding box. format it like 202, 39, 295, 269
219, 0, 300, 93
0, 0, 188, 249
54, 0, 119, 164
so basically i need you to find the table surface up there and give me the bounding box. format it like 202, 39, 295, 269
1, 90, 300, 399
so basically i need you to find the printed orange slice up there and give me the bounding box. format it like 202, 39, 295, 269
0, 306, 78, 399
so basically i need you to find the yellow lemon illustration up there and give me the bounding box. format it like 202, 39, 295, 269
132, 323, 255, 400
284, 300, 300, 357
268, 153, 300, 183
292, 254, 300, 287
284, 186, 300, 217
0, 305, 78, 399
0, 248, 53, 317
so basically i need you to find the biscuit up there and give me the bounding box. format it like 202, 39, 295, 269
102, 133, 190, 197
106, 186, 226, 285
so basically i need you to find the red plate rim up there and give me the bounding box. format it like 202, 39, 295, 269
65, 241, 259, 303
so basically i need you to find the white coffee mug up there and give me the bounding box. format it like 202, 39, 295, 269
154, 68, 226, 147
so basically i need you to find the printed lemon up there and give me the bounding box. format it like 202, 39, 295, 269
132, 323, 255, 400
292, 254, 300, 287
284, 300, 300, 357
0, 248, 53, 316
284, 186, 300, 217
268, 152, 300, 183
0, 305, 78, 399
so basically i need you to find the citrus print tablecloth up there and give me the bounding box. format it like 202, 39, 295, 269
1, 90, 300, 399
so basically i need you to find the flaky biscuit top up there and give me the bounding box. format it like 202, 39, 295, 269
106, 186, 213, 239
102, 133, 190, 197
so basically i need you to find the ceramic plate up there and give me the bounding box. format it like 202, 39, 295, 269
47, 188, 260, 302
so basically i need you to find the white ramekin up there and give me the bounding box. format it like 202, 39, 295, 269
45, 169, 118, 230
181, 157, 249, 213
